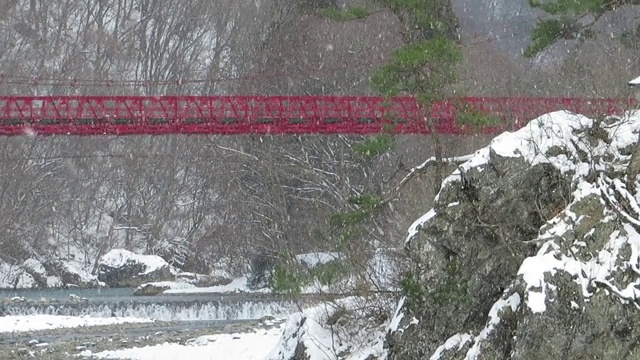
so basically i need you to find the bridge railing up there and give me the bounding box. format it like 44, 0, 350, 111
0, 96, 635, 135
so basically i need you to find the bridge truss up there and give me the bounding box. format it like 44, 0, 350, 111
0, 96, 634, 136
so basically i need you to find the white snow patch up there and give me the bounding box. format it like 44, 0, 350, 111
387, 297, 406, 332
430, 333, 474, 360
464, 293, 521, 359
0, 263, 35, 289
100, 249, 168, 275
268, 297, 389, 360
63, 260, 101, 285
164, 276, 268, 294
23, 259, 46, 276
46, 276, 63, 288
295, 252, 343, 268
406, 209, 436, 243
0, 315, 150, 333
86, 326, 283, 360
136, 281, 196, 293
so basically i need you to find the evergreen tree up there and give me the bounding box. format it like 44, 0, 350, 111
525, 0, 639, 58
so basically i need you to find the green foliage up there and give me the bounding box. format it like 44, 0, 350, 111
524, 19, 566, 58
430, 257, 472, 306
318, 6, 369, 21
311, 261, 350, 286
347, 194, 381, 209
269, 263, 308, 295
378, 0, 458, 40
524, 19, 582, 58
371, 38, 462, 104
400, 272, 426, 308
330, 210, 370, 227
401, 257, 472, 312
456, 107, 502, 127
335, 227, 365, 250
353, 134, 394, 159
330, 195, 381, 227
529, 0, 605, 15
268, 260, 350, 293
525, 0, 623, 57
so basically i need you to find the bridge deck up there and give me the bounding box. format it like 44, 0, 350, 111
0, 96, 633, 136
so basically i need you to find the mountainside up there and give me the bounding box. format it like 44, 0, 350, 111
269, 110, 640, 359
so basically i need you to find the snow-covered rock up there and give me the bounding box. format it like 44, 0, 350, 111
385, 110, 640, 359
268, 297, 391, 360
163, 276, 269, 295
98, 249, 174, 287
175, 272, 233, 288
134, 281, 197, 296
0, 262, 36, 289
273, 110, 640, 359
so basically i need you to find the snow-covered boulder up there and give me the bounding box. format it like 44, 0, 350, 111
22, 259, 47, 288
384, 111, 640, 359
268, 297, 391, 360
97, 249, 174, 288
0, 262, 36, 289
0, 259, 100, 289
134, 281, 196, 296
175, 272, 233, 288
43, 260, 101, 288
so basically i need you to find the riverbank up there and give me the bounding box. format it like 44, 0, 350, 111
0, 317, 283, 359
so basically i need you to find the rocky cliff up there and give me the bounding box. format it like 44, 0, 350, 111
270, 109, 640, 359
388, 110, 640, 359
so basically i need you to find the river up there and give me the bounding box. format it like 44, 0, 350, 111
0, 287, 303, 321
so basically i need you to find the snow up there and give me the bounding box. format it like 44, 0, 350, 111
0, 262, 35, 289
370, 248, 399, 291
516, 181, 634, 313
398, 109, 640, 358
295, 252, 343, 268
411, 111, 601, 244
387, 297, 405, 332
137, 281, 196, 292
406, 209, 436, 244
0, 315, 151, 333
6, 299, 295, 321
100, 249, 168, 275
629, 75, 640, 86
164, 276, 268, 294
83, 327, 284, 360
464, 293, 521, 359
23, 259, 46, 276
430, 333, 474, 360
63, 260, 101, 285
268, 297, 388, 360
47, 276, 63, 288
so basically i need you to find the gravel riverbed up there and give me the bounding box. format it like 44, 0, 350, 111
0, 318, 282, 359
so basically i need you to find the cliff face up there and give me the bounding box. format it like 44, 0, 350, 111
387, 111, 640, 359
268, 110, 640, 359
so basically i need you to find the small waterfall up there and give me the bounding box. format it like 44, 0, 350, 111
1, 300, 298, 321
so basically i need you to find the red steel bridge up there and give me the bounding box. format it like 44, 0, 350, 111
0, 95, 635, 136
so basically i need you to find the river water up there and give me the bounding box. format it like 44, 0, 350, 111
0, 287, 302, 321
